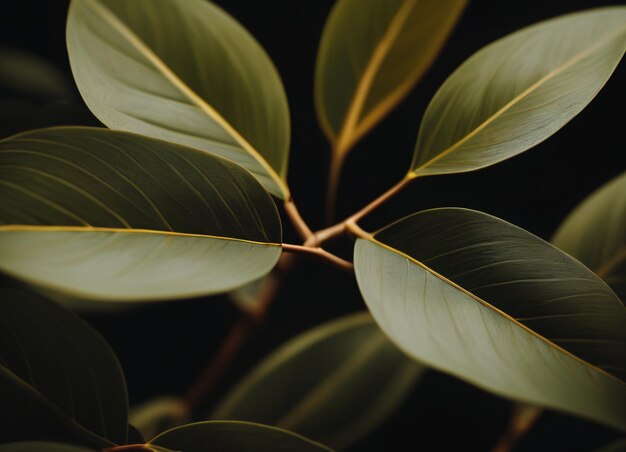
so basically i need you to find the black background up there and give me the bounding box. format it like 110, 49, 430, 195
2, 1, 625, 451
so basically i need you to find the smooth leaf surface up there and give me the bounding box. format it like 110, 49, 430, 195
213, 312, 424, 449
411, 7, 626, 176
553, 172, 626, 300
315, 0, 466, 156
0, 127, 281, 300
0, 287, 127, 447
0, 443, 94, 452
149, 421, 334, 452
67, 0, 291, 198
354, 208, 626, 431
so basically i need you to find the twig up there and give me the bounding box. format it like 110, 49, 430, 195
316, 174, 414, 246
346, 174, 414, 224
181, 175, 415, 413
282, 243, 354, 272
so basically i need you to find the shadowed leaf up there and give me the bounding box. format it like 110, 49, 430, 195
67, 0, 291, 198
0, 127, 281, 301
354, 208, 626, 431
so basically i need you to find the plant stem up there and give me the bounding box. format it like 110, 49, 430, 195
315, 174, 415, 246
284, 197, 314, 242
182, 253, 295, 414
491, 404, 542, 452
282, 243, 354, 272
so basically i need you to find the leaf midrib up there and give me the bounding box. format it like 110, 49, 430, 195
412, 21, 626, 174
84, 0, 289, 198
364, 236, 625, 386
0, 225, 281, 247
333, 0, 418, 156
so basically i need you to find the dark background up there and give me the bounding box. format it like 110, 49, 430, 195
2, 1, 625, 451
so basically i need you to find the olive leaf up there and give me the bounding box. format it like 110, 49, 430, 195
410, 7, 626, 177
213, 312, 424, 449
552, 172, 626, 301
67, 0, 291, 198
148, 421, 334, 452
315, 0, 466, 158
0, 127, 281, 301
354, 208, 626, 431
0, 287, 127, 447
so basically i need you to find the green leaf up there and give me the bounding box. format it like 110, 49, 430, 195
315, 0, 466, 156
66, 0, 291, 199
552, 172, 626, 301
213, 312, 424, 449
0, 443, 94, 452
129, 396, 187, 441
410, 7, 626, 177
0, 127, 281, 301
0, 287, 127, 447
353, 208, 626, 431
149, 421, 335, 452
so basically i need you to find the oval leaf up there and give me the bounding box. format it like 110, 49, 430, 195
410, 7, 626, 177
0, 127, 281, 301
149, 421, 334, 452
552, 172, 626, 301
0, 287, 127, 447
67, 0, 291, 199
213, 312, 424, 449
315, 0, 466, 156
354, 208, 626, 431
